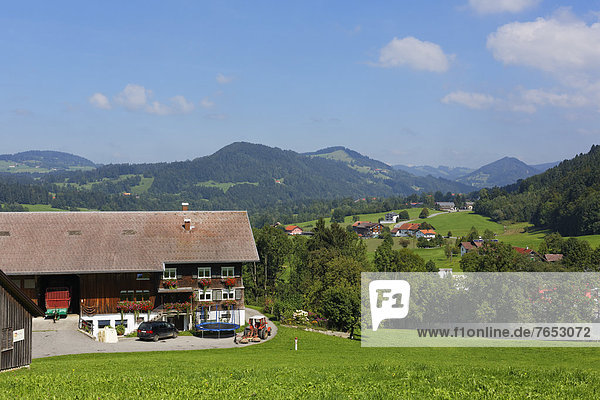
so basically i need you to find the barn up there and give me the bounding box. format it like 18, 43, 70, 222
0, 269, 44, 372
0, 209, 259, 337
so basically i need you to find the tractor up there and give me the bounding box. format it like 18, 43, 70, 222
239, 315, 271, 343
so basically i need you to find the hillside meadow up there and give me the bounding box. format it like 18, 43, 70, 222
2, 326, 600, 399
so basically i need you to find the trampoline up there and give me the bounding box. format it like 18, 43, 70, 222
195, 304, 240, 338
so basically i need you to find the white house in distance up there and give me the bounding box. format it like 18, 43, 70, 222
284, 225, 303, 235
381, 212, 399, 224
393, 223, 422, 237
415, 229, 436, 239
436, 202, 456, 212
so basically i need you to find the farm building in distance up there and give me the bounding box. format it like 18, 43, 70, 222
393, 223, 422, 237
1, 269, 44, 371
284, 225, 303, 235
0, 208, 259, 337
352, 221, 383, 238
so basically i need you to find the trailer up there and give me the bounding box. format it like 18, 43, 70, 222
45, 287, 71, 321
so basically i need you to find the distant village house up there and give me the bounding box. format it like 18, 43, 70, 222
284, 225, 303, 235
352, 221, 383, 238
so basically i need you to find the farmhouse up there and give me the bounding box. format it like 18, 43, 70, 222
460, 241, 484, 256
394, 223, 421, 237
0, 209, 259, 337
513, 246, 538, 260
416, 229, 436, 239
435, 202, 456, 212
1, 269, 44, 371
284, 225, 303, 235
352, 221, 383, 238
382, 212, 399, 224
544, 254, 564, 262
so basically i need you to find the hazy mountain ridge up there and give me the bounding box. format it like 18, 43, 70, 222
455, 157, 541, 188
0, 150, 96, 172
393, 164, 475, 180
475, 145, 600, 236
395, 157, 559, 189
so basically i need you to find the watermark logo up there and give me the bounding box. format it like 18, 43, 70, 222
369, 280, 410, 331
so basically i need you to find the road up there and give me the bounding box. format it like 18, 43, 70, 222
32, 307, 276, 359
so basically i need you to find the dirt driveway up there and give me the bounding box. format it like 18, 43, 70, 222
32, 308, 276, 359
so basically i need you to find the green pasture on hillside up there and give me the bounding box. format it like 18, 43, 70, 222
2, 326, 600, 398
22, 204, 69, 212
195, 180, 259, 192
296, 208, 437, 230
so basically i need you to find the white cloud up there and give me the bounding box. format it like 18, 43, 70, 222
442, 88, 591, 113
145, 101, 171, 116
520, 89, 588, 108
375, 37, 452, 72
469, 0, 540, 14
114, 84, 151, 110
487, 12, 600, 74
200, 97, 214, 108
441, 91, 496, 109
169, 95, 195, 113
89, 93, 111, 110
216, 73, 234, 84
93, 84, 195, 116
146, 95, 195, 116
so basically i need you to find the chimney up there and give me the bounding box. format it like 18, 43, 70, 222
181, 202, 189, 211
184, 218, 191, 231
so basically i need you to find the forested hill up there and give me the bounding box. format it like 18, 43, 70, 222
0, 150, 96, 172
456, 157, 541, 188
0, 142, 476, 225
43, 142, 471, 201
474, 145, 600, 236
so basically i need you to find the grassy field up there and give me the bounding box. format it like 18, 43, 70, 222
296, 208, 437, 230
130, 176, 154, 195
22, 204, 69, 212
195, 180, 259, 192
2, 326, 600, 398
357, 210, 600, 270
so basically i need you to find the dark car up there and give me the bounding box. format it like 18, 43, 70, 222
137, 321, 178, 341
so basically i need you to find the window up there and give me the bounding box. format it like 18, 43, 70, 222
1, 328, 13, 352
222, 289, 235, 300
120, 290, 149, 301
221, 266, 235, 277
120, 290, 134, 301
115, 320, 128, 328
98, 320, 111, 329
135, 290, 150, 301
24, 279, 35, 289
11, 279, 20, 288
198, 267, 211, 279
198, 290, 212, 301
163, 268, 177, 280
136, 273, 150, 281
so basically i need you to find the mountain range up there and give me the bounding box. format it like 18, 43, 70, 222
395, 157, 559, 188
1, 144, 558, 197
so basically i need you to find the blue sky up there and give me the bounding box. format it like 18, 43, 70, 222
1, 1, 600, 168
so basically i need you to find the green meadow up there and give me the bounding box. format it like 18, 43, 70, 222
2, 326, 600, 399
296, 207, 437, 230
357, 211, 600, 269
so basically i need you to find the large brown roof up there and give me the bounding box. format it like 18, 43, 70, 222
0, 211, 259, 275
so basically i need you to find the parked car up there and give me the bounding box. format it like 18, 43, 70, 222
137, 321, 178, 341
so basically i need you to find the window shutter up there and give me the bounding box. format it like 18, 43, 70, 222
235, 290, 242, 300
214, 290, 222, 301
1, 328, 13, 352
